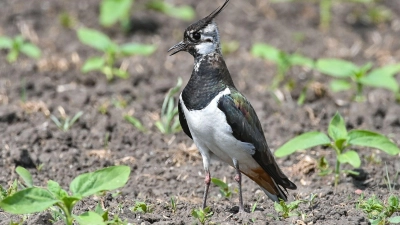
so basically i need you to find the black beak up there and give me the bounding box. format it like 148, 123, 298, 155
168, 41, 187, 56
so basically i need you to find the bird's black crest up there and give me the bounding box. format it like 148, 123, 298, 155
186, 0, 230, 33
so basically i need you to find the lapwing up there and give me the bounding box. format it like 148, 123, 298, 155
168, 0, 296, 212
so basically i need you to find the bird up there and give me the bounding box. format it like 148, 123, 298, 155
168, 0, 296, 212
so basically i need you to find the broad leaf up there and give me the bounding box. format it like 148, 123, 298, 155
289, 53, 315, 68
0, 187, 59, 214
82, 57, 105, 73
348, 130, 400, 155
15, 166, 33, 187
329, 79, 352, 92
388, 216, 400, 223
70, 165, 130, 197
147, 0, 195, 21
274, 131, 331, 157
328, 112, 348, 141
120, 43, 156, 56
316, 58, 359, 77
20, 43, 41, 59
77, 28, 112, 52
211, 178, 228, 189
367, 63, 400, 77
337, 150, 361, 168
360, 72, 399, 92
251, 43, 282, 63
100, 0, 133, 27
0, 36, 12, 49
73, 211, 106, 225
47, 180, 68, 200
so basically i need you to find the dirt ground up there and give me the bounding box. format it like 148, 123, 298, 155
1, 0, 400, 224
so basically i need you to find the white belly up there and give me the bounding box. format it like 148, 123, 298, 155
180, 88, 257, 170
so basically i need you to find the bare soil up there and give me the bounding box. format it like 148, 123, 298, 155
0, 0, 400, 224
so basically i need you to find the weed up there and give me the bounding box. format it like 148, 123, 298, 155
191, 207, 213, 225
211, 178, 232, 199
315, 59, 400, 101
131, 201, 153, 213
0, 35, 41, 63
124, 115, 146, 132
147, 0, 195, 21
0, 166, 131, 225
357, 194, 400, 225
50, 110, 83, 132
155, 77, 182, 134
170, 196, 177, 213
99, 0, 133, 31
77, 28, 156, 80
275, 112, 400, 186
274, 199, 303, 219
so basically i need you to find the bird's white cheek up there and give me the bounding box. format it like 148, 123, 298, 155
195, 42, 216, 55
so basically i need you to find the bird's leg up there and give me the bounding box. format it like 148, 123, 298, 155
233, 158, 244, 212
202, 170, 211, 209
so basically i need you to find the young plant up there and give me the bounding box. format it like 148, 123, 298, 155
274, 199, 303, 219
357, 194, 400, 225
131, 201, 152, 213
155, 77, 182, 134
211, 178, 232, 199
77, 28, 156, 80
170, 196, 177, 213
251, 43, 314, 89
191, 207, 213, 225
0, 35, 41, 63
315, 59, 400, 101
0, 166, 131, 225
99, 0, 133, 31
274, 112, 400, 186
147, 0, 195, 21
51, 111, 83, 132
124, 115, 146, 132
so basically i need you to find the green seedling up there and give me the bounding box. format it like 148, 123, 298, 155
0, 165, 131, 225
191, 207, 213, 225
274, 199, 303, 219
155, 77, 182, 134
131, 201, 153, 213
59, 12, 76, 29
211, 178, 232, 199
124, 115, 146, 132
77, 28, 156, 80
251, 43, 314, 89
357, 194, 400, 225
170, 196, 177, 213
51, 111, 83, 131
99, 0, 133, 31
0, 35, 41, 63
221, 41, 239, 55
317, 156, 333, 176
147, 0, 195, 21
275, 112, 400, 186
315, 59, 400, 101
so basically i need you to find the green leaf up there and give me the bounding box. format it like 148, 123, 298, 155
15, 166, 33, 187
388, 216, 400, 223
20, 43, 41, 59
360, 70, 399, 92
367, 63, 400, 77
70, 165, 130, 197
73, 211, 106, 225
315, 58, 359, 77
289, 53, 315, 68
47, 180, 68, 200
328, 112, 348, 141
211, 178, 228, 189
112, 68, 129, 79
147, 0, 195, 21
7, 50, 19, 63
329, 79, 352, 92
77, 28, 112, 52
0, 187, 59, 214
337, 150, 361, 168
124, 115, 146, 132
348, 130, 400, 155
120, 43, 156, 56
82, 57, 105, 73
251, 43, 282, 63
0, 36, 13, 49
274, 201, 283, 212
100, 0, 133, 27
274, 131, 331, 157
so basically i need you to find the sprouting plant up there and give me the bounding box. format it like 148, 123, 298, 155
191, 207, 213, 225
274, 199, 303, 219
155, 77, 182, 134
357, 194, 400, 225
0, 166, 131, 225
315, 59, 400, 101
317, 156, 332, 176
0, 35, 41, 63
147, 0, 195, 21
99, 0, 133, 31
124, 115, 146, 132
131, 201, 153, 213
59, 12, 76, 29
50, 110, 83, 132
211, 178, 232, 199
306, 193, 318, 208
274, 112, 400, 186
251, 43, 314, 89
77, 28, 156, 80
170, 196, 177, 213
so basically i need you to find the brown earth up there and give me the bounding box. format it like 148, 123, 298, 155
0, 0, 400, 224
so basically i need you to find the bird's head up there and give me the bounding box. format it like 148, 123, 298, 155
168, 0, 230, 57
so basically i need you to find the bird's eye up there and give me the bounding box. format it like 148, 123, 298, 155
192, 32, 201, 41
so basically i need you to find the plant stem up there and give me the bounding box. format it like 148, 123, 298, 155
334, 157, 340, 188
56, 203, 74, 225
320, 0, 331, 31
354, 82, 365, 102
